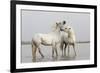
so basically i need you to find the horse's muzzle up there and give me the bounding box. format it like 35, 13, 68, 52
60, 28, 64, 31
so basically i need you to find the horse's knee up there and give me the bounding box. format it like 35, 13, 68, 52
32, 58, 36, 62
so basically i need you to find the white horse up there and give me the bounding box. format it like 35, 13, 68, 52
31, 21, 66, 60
60, 25, 76, 57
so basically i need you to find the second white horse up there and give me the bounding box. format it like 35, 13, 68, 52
60, 25, 76, 57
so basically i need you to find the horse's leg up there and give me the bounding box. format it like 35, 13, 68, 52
68, 44, 70, 57
52, 46, 55, 57
64, 43, 67, 56
52, 43, 58, 57
55, 44, 58, 57
60, 42, 64, 57
35, 41, 44, 58
32, 45, 37, 62
73, 43, 76, 56
38, 47, 44, 58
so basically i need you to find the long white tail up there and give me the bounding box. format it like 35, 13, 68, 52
31, 39, 44, 60
31, 39, 37, 61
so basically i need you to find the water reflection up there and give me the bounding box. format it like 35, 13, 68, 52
21, 43, 90, 63
31, 55, 76, 63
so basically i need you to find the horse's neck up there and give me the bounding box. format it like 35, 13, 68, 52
61, 32, 68, 38
52, 28, 60, 34
68, 31, 75, 38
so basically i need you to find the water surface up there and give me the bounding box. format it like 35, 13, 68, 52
21, 43, 90, 63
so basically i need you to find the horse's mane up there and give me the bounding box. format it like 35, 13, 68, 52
51, 22, 60, 31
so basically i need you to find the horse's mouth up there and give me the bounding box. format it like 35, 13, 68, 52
60, 28, 64, 31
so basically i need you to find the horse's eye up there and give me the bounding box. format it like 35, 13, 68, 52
69, 28, 71, 29
65, 28, 67, 29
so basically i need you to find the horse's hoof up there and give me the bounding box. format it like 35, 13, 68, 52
52, 56, 54, 58
74, 54, 77, 58
61, 55, 64, 57
64, 54, 67, 57
52, 55, 54, 58
32, 59, 36, 62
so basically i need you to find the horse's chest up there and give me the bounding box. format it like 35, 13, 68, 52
52, 35, 61, 44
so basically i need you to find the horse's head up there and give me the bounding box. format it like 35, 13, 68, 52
56, 20, 67, 30
52, 20, 67, 31
58, 20, 67, 31
61, 25, 73, 33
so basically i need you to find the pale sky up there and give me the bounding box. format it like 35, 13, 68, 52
21, 10, 90, 42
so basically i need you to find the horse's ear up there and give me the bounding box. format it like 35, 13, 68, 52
63, 21, 66, 25
56, 22, 58, 25
56, 22, 59, 26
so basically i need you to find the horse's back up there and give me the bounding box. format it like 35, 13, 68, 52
33, 33, 53, 45
32, 33, 42, 43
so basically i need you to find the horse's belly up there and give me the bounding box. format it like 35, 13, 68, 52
41, 40, 52, 46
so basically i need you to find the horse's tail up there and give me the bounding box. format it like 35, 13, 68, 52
31, 39, 35, 48
31, 39, 37, 61
32, 39, 44, 59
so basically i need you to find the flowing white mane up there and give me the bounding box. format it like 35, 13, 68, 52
51, 22, 61, 31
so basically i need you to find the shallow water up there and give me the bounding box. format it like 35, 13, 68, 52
21, 43, 90, 63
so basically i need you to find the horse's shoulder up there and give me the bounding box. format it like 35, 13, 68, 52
32, 33, 41, 39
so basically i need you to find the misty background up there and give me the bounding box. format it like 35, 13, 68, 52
21, 10, 90, 42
